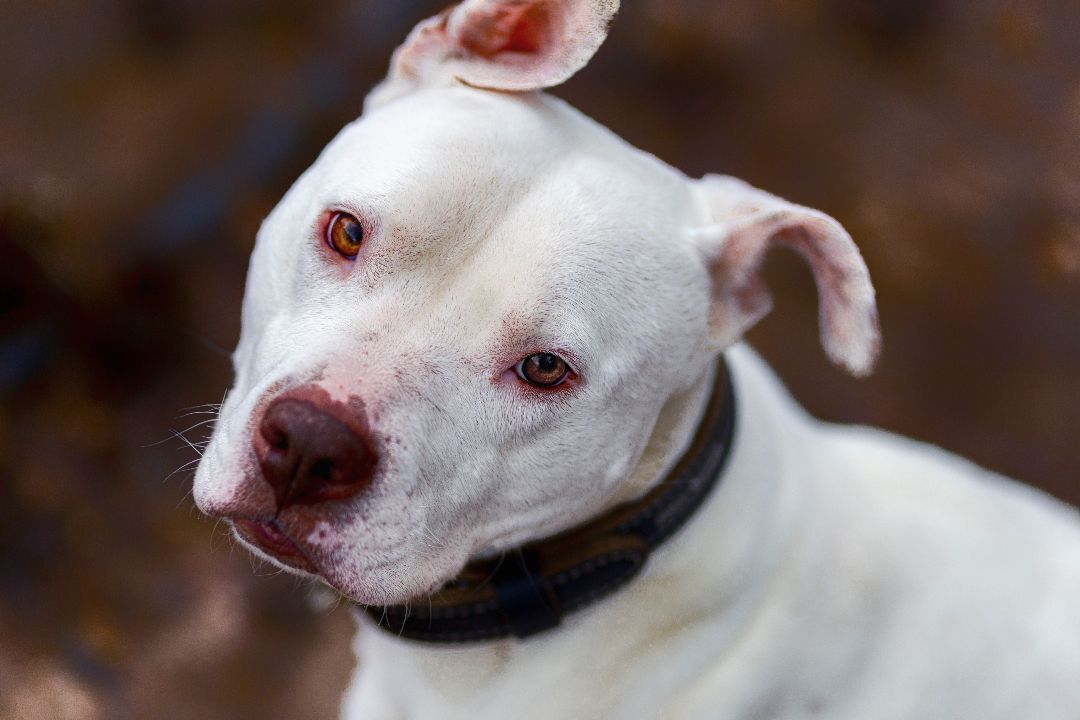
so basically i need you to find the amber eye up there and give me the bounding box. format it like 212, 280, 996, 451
327, 212, 364, 258
516, 353, 570, 388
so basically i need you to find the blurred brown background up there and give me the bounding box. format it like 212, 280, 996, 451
1, 0, 1077, 718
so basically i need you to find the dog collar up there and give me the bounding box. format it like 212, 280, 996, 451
365, 359, 736, 643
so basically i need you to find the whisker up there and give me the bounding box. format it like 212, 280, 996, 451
174, 408, 221, 421
189, 332, 232, 359
145, 418, 217, 449
177, 402, 223, 413
399, 599, 411, 636
470, 551, 507, 594
169, 429, 205, 457
174, 417, 218, 437
164, 457, 202, 484
174, 485, 196, 511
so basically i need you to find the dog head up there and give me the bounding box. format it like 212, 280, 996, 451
193, 0, 879, 605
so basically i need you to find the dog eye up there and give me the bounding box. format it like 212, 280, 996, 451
327, 212, 364, 258
516, 353, 570, 387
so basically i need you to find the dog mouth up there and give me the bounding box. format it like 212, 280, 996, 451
232, 518, 318, 574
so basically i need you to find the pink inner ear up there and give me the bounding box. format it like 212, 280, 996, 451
367, 0, 617, 102
457, 3, 554, 57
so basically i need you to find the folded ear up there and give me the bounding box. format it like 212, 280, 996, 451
691, 175, 881, 377
367, 0, 619, 108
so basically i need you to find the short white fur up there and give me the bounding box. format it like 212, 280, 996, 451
192, 2, 1080, 718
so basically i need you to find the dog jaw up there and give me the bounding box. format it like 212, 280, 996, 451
192, 86, 715, 605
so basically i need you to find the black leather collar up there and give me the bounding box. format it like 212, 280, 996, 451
365, 359, 736, 643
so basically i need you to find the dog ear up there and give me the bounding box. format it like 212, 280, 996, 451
691, 175, 881, 377
366, 0, 619, 107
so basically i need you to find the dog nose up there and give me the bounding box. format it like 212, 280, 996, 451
256, 393, 377, 510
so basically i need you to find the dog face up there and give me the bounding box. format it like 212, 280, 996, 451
193, 0, 879, 605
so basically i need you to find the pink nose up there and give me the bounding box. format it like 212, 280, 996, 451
256, 390, 377, 510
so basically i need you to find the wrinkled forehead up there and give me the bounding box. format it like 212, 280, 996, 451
314, 88, 570, 219
261, 87, 701, 370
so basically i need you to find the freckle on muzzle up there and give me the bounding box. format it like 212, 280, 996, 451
255, 386, 378, 510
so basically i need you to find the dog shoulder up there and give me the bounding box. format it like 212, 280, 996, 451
817, 421, 1080, 632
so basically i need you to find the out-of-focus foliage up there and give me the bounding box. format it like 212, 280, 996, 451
1, 1, 1077, 718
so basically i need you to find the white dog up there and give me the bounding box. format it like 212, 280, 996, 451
193, 1, 1080, 718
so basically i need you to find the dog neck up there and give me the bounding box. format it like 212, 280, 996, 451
364, 357, 736, 643
347, 345, 813, 715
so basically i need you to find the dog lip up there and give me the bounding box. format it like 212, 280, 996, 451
233, 518, 318, 573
